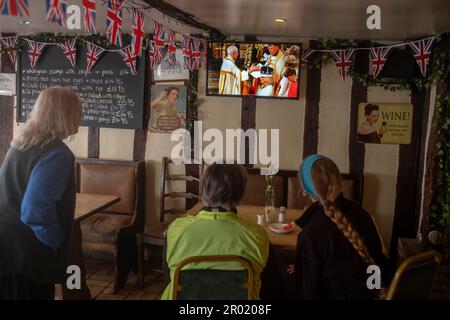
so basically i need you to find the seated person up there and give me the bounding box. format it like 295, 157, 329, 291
161, 164, 270, 299
292, 154, 391, 299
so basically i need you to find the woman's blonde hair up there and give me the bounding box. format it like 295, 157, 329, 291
311, 158, 375, 266
13, 86, 82, 150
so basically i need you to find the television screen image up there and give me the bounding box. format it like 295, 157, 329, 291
207, 42, 301, 99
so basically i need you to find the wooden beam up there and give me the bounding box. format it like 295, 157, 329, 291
390, 86, 431, 258
348, 50, 368, 179
142, 0, 225, 39
88, 127, 99, 158
302, 40, 321, 158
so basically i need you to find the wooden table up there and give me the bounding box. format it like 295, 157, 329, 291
186, 203, 304, 251
62, 193, 120, 300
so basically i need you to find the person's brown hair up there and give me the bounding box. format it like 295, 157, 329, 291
284, 68, 297, 78
201, 164, 248, 210
311, 158, 375, 266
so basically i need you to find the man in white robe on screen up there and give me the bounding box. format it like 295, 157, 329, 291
219, 46, 255, 95
265, 44, 286, 90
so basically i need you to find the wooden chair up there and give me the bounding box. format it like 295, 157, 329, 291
386, 250, 441, 300
75, 158, 145, 293
172, 255, 255, 300
159, 157, 203, 223
136, 157, 203, 288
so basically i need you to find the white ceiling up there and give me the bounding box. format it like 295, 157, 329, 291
164, 0, 450, 40
0, 0, 202, 36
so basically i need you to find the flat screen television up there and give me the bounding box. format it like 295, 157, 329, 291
206, 42, 302, 99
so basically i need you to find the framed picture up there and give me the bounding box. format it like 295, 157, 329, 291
153, 49, 190, 82
0, 73, 16, 96
357, 103, 413, 144
149, 84, 187, 133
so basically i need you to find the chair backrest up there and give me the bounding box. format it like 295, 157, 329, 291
287, 173, 363, 209
160, 157, 203, 223
172, 255, 254, 300
386, 251, 441, 300
240, 172, 284, 207
75, 158, 145, 218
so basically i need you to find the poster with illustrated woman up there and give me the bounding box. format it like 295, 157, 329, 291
149, 85, 187, 132
357, 103, 413, 144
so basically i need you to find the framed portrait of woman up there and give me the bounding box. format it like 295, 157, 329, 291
149, 84, 187, 133
153, 49, 190, 82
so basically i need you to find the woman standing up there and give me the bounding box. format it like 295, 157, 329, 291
0, 87, 82, 300
293, 154, 390, 299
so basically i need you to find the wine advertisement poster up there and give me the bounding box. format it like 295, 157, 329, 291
357, 103, 413, 145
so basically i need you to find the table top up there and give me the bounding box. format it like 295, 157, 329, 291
75, 193, 120, 221
186, 203, 304, 250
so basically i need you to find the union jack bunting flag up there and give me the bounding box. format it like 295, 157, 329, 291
58, 38, 77, 68
181, 35, 192, 71
202, 39, 207, 69
45, 0, 67, 27
27, 40, 46, 69
0, 0, 29, 16
167, 30, 176, 66
152, 20, 167, 64
330, 49, 354, 81
0, 36, 18, 66
106, 0, 123, 47
148, 40, 156, 69
370, 47, 392, 79
119, 46, 138, 75
190, 37, 201, 70
86, 42, 105, 73
301, 49, 314, 64
82, 0, 97, 34
131, 9, 145, 57
408, 37, 435, 77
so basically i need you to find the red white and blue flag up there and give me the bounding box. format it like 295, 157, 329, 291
148, 40, 156, 69
330, 49, 354, 81
45, 0, 67, 27
119, 46, 138, 75
82, 0, 97, 34
106, 0, 123, 47
86, 42, 105, 72
181, 35, 192, 71
27, 40, 46, 69
131, 9, 145, 57
58, 38, 77, 68
0, 0, 29, 16
167, 30, 176, 66
408, 37, 435, 77
0, 36, 18, 66
370, 47, 391, 79
190, 37, 201, 70
301, 49, 314, 64
152, 20, 167, 64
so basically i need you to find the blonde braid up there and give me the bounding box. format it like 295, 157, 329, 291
321, 200, 375, 266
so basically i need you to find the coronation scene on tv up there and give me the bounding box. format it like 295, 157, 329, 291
207, 43, 301, 98
0, 0, 449, 307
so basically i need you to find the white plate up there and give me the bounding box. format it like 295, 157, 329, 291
269, 223, 294, 234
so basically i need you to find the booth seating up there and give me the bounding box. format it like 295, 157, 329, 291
240, 168, 363, 209
75, 158, 145, 293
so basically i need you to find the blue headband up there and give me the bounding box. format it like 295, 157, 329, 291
299, 154, 325, 197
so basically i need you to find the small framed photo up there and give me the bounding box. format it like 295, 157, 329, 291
149, 84, 187, 133
153, 49, 190, 82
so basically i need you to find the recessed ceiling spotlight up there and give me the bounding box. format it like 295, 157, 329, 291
275, 18, 287, 23
18, 20, 32, 25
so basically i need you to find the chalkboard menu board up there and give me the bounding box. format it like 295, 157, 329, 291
17, 44, 145, 129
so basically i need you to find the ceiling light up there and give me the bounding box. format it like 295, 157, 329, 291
275, 18, 287, 23
18, 20, 31, 25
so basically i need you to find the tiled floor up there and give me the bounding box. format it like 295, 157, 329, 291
56, 258, 168, 300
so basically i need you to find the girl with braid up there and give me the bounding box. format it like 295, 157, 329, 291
292, 154, 391, 299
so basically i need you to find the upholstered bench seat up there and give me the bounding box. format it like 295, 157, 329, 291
81, 212, 133, 244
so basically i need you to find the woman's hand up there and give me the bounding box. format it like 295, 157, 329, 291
159, 91, 168, 99
286, 264, 295, 275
